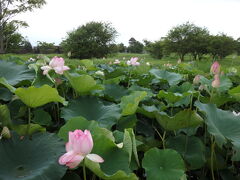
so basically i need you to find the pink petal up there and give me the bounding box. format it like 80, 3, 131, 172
58, 151, 75, 165
66, 155, 85, 169
50, 57, 65, 68
86, 154, 104, 163
74, 130, 93, 155
62, 66, 70, 71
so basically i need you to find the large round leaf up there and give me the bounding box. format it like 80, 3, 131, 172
15, 85, 66, 108
66, 74, 102, 95
104, 84, 129, 102
155, 109, 203, 131
166, 135, 206, 170
0, 60, 35, 85
150, 69, 182, 86
142, 148, 185, 180
195, 101, 240, 160
0, 132, 67, 180
61, 96, 121, 129
120, 91, 147, 116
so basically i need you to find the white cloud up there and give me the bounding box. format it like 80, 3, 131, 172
16, 0, 240, 46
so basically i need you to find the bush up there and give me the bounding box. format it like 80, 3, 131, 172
144, 40, 164, 59
61, 21, 117, 59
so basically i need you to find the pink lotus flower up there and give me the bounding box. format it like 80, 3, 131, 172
59, 130, 104, 169
212, 74, 220, 88
41, 56, 70, 75
210, 61, 220, 75
127, 57, 140, 66
113, 59, 120, 64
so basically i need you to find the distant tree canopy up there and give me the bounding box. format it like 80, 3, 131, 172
164, 22, 210, 61
127, 37, 144, 53
144, 40, 164, 59
0, 0, 46, 53
61, 21, 117, 59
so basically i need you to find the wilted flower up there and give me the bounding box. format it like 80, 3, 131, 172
210, 61, 220, 75
95, 70, 104, 76
67, 52, 71, 58
59, 130, 104, 169
109, 61, 112, 65
41, 56, 70, 75
233, 111, 240, 116
146, 62, 150, 66
193, 75, 201, 85
114, 59, 120, 64
55, 78, 63, 85
0, 127, 11, 139
127, 57, 140, 66
212, 74, 220, 88
164, 63, 172, 68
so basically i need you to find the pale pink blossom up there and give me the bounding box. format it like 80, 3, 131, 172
59, 130, 104, 169
210, 61, 220, 75
41, 56, 70, 75
127, 57, 140, 66
114, 59, 120, 64
193, 75, 201, 85
212, 74, 220, 88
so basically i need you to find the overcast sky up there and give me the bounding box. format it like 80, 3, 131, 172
16, 0, 240, 46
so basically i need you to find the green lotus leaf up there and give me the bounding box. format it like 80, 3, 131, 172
66, 73, 102, 95
155, 109, 203, 131
0, 77, 16, 93
0, 87, 12, 101
116, 115, 137, 131
229, 85, 240, 101
0, 60, 35, 85
157, 90, 183, 104
195, 101, 240, 160
0, 132, 67, 180
33, 109, 52, 126
15, 85, 66, 108
120, 91, 147, 116
61, 96, 121, 129
58, 117, 136, 178
142, 148, 185, 180
150, 69, 182, 86
104, 84, 129, 102
0, 105, 12, 127
166, 135, 206, 170
12, 124, 46, 136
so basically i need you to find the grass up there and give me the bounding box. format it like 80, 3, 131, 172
0, 53, 240, 74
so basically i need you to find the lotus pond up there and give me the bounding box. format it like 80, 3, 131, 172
0, 55, 240, 180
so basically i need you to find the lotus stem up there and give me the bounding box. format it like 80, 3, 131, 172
211, 136, 216, 180
83, 158, 87, 180
27, 107, 31, 136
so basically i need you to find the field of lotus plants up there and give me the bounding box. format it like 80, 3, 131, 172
1, 55, 240, 180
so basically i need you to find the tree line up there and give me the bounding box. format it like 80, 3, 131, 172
0, 0, 239, 60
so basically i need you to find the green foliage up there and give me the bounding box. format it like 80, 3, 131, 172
61, 21, 117, 59
127, 37, 144, 53
144, 40, 164, 59
165, 22, 209, 60
142, 148, 186, 180
0, 132, 66, 180
207, 34, 236, 59
15, 85, 66, 108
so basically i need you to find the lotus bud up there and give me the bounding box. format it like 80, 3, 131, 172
177, 59, 182, 64
212, 74, 220, 88
1, 127, 11, 139
193, 75, 201, 85
67, 51, 71, 58
210, 61, 220, 75
146, 62, 150, 66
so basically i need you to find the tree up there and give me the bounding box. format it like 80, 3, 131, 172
127, 37, 144, 53
165, 22, 209, 61
144, 40, 164, 59
0, 0, 46, 53
61, 21, 117, 59
207, 34, 235, 59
